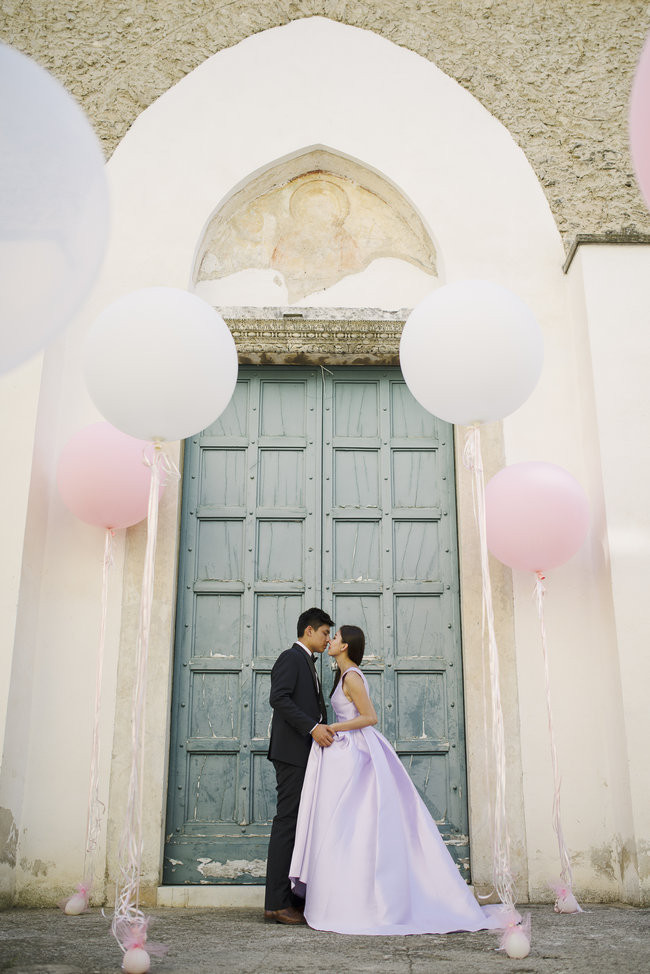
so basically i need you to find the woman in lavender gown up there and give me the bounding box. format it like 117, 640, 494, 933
289, 625, 504, 936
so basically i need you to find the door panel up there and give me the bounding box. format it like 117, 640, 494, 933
322, 371, 468, 874
164, 370, 320, 883
164, 367, 470, 885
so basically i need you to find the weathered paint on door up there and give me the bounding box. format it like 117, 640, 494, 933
164, 367, 470, 885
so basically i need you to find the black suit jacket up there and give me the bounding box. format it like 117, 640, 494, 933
267, 644, 327, 768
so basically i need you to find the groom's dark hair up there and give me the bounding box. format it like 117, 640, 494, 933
297, 607, 334, 637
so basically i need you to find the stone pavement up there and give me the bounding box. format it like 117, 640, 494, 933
0, 904, 648, 974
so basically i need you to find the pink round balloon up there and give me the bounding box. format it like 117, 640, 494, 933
485, 462, 589, 572
630, 32, 650, 210
57, 422, 158, 529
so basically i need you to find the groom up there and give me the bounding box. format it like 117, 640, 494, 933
264, 607, 334, 924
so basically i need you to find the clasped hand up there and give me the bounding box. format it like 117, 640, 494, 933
311, 724, 335, 747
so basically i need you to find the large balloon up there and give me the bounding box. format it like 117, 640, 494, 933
485, 462, 589, 572
0, 43, 109, 374
84, 288, 238, 442
57, 423, 158, 530
399, 280, 543, 425
630, 32, 650, 211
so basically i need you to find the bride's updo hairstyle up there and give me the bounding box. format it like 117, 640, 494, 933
330, 625, 365, 697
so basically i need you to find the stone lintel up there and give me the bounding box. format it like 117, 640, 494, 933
220, 308, 407, 367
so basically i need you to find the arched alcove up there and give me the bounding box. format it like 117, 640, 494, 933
28, 15, 575, 906
194, 146, 437, 306
100, 15, 562, 905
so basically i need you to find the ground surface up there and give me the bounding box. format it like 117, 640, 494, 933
0, 903, 648, 973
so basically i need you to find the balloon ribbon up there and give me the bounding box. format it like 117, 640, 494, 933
533, 572, 581, 911
62, 528, 114, 914
111, 444, 177, 956
463, 426, 516, 913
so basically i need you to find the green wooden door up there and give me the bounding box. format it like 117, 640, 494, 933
163, 367, 470, 885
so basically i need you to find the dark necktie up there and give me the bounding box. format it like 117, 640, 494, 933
307, 653, 328, 724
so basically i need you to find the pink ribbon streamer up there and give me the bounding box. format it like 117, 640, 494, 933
463, 426, 516, 913
111, 444, 177, 955
533, 573, 581, 909
83, 528, 113, 888
114, 917, 169, 957
63, 528, 114, 913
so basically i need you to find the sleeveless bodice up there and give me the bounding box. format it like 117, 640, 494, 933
331, 666, 367, 721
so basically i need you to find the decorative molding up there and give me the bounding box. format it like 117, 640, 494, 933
563, 232, 650, 273
220, 307, 408, 365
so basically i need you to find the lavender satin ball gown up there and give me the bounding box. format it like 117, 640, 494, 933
289, 667, 503, 935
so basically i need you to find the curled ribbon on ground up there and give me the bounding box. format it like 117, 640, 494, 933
59, 881, 91, 916
499, 910, 532, 958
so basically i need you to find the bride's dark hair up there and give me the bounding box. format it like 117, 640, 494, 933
329, 625, 365, 697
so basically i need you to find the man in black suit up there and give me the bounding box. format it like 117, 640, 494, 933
264, 607, 334, 924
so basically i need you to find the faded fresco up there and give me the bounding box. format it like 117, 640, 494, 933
196, 171, 437, 302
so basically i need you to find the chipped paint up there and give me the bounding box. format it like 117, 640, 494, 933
637, 839, 650, 881
589, 843, 616, 881
0, 808, 18, 868
19, 857, 51, 877
445, 834, 470, 847
196, 857, 267, 879
617, 838, 638, 883
588, 835, 649, 888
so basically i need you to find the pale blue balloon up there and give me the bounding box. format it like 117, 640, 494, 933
0, 43, 109, 373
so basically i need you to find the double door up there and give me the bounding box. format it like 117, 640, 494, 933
164, 367, 470, 884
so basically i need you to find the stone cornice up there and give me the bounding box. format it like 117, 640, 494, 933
219, 308, 407, 365
563, 232, 650, 273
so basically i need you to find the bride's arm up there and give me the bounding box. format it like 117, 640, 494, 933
329, 672, 378, 732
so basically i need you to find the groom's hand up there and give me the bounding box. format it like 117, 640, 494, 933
311, 724, 334, 747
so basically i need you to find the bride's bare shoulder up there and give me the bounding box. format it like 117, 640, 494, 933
341, 668, 364, 695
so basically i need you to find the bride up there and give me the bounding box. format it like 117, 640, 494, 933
289, 624, 505, 935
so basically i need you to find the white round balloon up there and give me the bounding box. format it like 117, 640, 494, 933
84, 288, 238, 442
399, 280, 543, 425
503, 927, 531, 959
63, 893, 87, 915
0, 43, 109, 373
122, 947, 151, 974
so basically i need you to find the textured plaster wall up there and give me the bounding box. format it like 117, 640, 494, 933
2, 0, 650, 249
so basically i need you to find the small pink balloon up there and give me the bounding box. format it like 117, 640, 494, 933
57, 422, 158, 529
630, 32, 650, 211
485, 462, 589, 572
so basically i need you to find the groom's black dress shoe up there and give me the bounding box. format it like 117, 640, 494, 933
263, 906, 307, 925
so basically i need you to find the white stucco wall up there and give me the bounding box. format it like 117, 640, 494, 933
566, 244, 650, 903
0, 355, 43, 903
0, 329, 128, 904
0, 17, 645, 906
0, 357, 42, 761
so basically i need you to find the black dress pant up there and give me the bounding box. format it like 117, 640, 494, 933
265, 759, 307, 910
